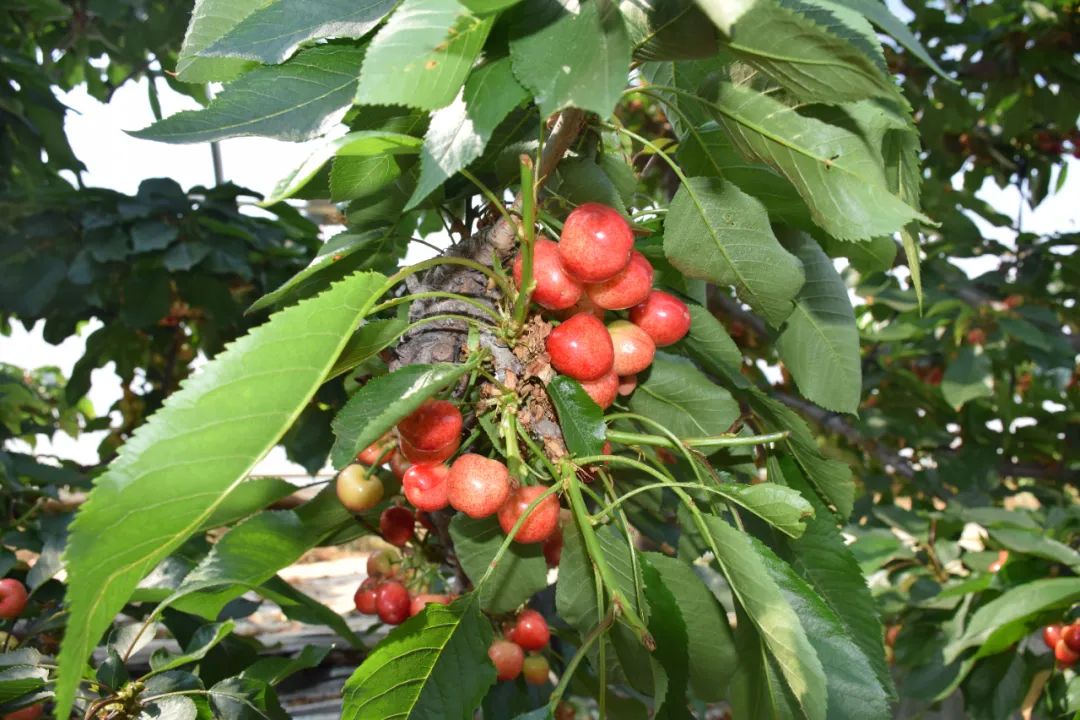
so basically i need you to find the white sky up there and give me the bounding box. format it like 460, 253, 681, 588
1, 53, 1077, 477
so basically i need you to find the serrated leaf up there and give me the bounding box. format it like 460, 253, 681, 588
329, 362, 475, 468
680, 302, 748, 389
201, 0, 397, 64
356, 0, 494, 111
629, 353, 740, 439
176, 0, 262, 83
665, 177, 804, 326
822, 0, 950, 79
449, 515, 549, 613
940, 345, 993, 410
331, 155, 402, 202
776, 232, 861, 414
408, 58, 528, 209
134, 44, 364, 144
53, 271, 387, 719
547, 376, 607, 458
329, 317, 410, 379
509, 0, 631, 118
620, 0, 718, 61
342, 598, 496, 719
714, 482, 813, 538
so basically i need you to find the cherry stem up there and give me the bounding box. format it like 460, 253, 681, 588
606, 428, 790, 449
511, 156, 538, 333
546, 608, 614, 709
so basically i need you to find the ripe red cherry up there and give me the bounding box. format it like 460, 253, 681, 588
558, 203, 634, 283
447, 454, 511, 519
376, 581, 411, 625
546, 313, 614, 381
514, 237, 584, 311
1063, 623, 1080, 653
511, 609, 551, 651
498, 486, 560, 543
579, 370, 618, 409
335, 465, 384, 513
523, 654, 550, 685
553, 294, 606, 321
617, 374, 637, 396
389, 451, 412, 480
586, 250, 653, 310
608, 320, 656, 376
356, 432, 394, 465
1044, 624, 1064, 649
410, 593, 452, 616
2, 705, 43, 720
1055, 638, 1079, 666
354, 578, 380, 614
629, 290, 691, 347
488, 639, 525, 681
403, 463, 451, 511
367, 548, 398, 578
397, 400, 462, 463
0, 579, 28, 620
379, 506, 415, 547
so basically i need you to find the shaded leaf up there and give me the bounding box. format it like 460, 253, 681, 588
629, 353, 739, 439
547, 376, 607, 458
450, 515, 549, 613
620, 0, 718, 61
941, 346, 993, 410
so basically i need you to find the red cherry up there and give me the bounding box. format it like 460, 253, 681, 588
0, 578, 28, 620
397, 400, 462, 463
555, 702, 576, 720
579, 370, 618, 409
543, 526, 563, 568
416, 511, 435, 532
447, 454, 512, 519
379, 506, 415, 547
1063, 623, 1080, 653
403, 463, 451, 511
376, 581, 411, 625
608, 320, 656, 376
586, 251, 653, 310
389, 451, 412, 480
514, 237, 584, 311
629, 290, 691, 347
1055, 638, 1079, 666
523, 654, 550, 685
617, 374, 637, 396
356, 432, 394, 465
488, 639, 525, 681
511, 609, 551, 651
558, 203, 634, 283
546, 313, 614, 381
1044, 624, 1064, 649
553, 294, 607, 322
498, 486, 560, 543
2, 705, 43, 720
409, 593, 452, 616
354, 578, 380, 614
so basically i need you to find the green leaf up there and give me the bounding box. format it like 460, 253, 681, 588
449, 515, 549, 613
644, 553, 737, 702
131, 221, 179, 252
776, 232, 862, 414
133, 44, 364, 144
629, 353, 740, 439
54, 271, 386, 719
210, 676, 286, 720
341, 598, 496, 719
329, 317, 410, 379
822, 0, 950, 79
702, 514, 827, 720
940, 346, 993, 410
945, 578, 1080, 662
881, 128, 924, 308
988, 528, 1080, 571
149, 622, 236, 674
547, 376, 607, 458
820, 233, 897, 274
175, 0, 261, 83
200, 477, 298, 530
408, 58, 528, 209
329, 362, 476, 469
620, 0, 718, 61
241, 645, 331, 686
640, 557, 691, 720
356, 0, 494, 111
680, 302, 748, 389
714, 483, 813, 538
710, 82, 928, 241
722, 0, 896, 103
0, 650, 48, 705
509, 0, 632, 118
664, 177, 804, 327
201, 0, 397, 64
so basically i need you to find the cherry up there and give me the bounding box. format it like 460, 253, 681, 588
402, 463, 451, 512
2, 705, 43, 720
488, 639, 525, 681
410, 593, 452, 617
617, 374, 637, 396
1063, 623, 1080, 653
447, 454, 512, 519
356, 432, 394, 465
586, 250, 653, 310
629, 290, 691, 347
514, 237, 584, 311
379, 506, 415, 547
558, 203, 634, 283
579, 370, 618, 409
367, 548, 398, 578
553, 294, 607, 321
542, 525, 563, 568
397, 400, 462, 464
354, 578, 380, 615
608, 320, 656, 376
523, 654, 550, 685
1055, 638, 1079, 667
546, 313, 614, 381
389, 451, 412, 480
510, 609, 550, 651
555, 702, 576, 720
498, 486, 560, 543
376, 581, 411, 625
416, 510, 435, 532
1044, 624, 1064, 649
335, 464, 384, 513
0, 579, 28, 620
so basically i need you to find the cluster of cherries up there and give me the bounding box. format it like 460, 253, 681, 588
515, 202, 692, 408
1043, 619, 1080, 668
488, 609, 552, 684
352, 548, 453, 625
0, 578, 44, 720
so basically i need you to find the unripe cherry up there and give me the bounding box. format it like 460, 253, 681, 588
586, 250, 653, 310
608, 320, 656, 376
397, 400, 462, 463
366, 548, 398, 578
497, 486, 560, 543
1044, 624, 1064, 649
617, 374, 637, 396
579, 370, 618, 409
629, 290, 691, 347
335, 464, 384, 513
510, 609, 550, 651
558, 203, 634, 283
488, 639, 525, 681
379, 506, 415, 547
376, 581, 411, 625
447, 454, 512, 519
546, 313, 614, 381
523, 654, 550, 685
354, 578, 379, 614
410, 593, 452, 617
402, 463, 451, 512
514, 237, 584, 310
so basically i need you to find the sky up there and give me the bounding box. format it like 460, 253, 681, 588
1, 31, 1077, 478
